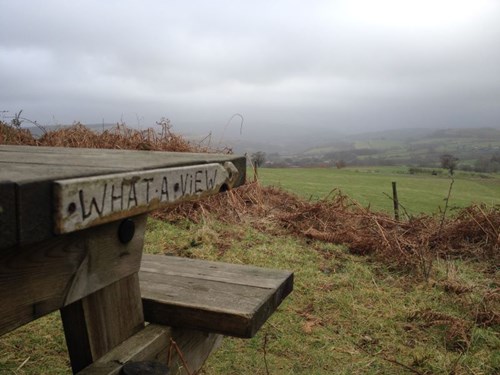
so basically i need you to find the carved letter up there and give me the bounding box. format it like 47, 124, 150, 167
160, 176, 169, 201
79, 184, 108, 219
111, 183, 123, 212
205, 169, 218, 190
127, 182, 138, 208
143, 177, 154, 203
195, 170, 203, 193
180, 174, 190, 195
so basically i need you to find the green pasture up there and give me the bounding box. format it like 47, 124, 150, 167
255, 167, 500, 215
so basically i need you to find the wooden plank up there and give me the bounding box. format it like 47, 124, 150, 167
77, 325, 222, 375
0, 181, 16, 249
0, 146, 246, 183
54, 162, 239, 234
77, 324, 171, 375
141, 254, 293, 289
0, 147, 233, 168
0, 215, 146, 336
0, 162, 124, 183
61, 273, 145, 374
140, 256, 293, 338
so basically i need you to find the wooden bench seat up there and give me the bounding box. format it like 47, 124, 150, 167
139, 255, 293, 338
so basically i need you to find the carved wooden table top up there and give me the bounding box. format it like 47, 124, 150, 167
0, 145, 246, 249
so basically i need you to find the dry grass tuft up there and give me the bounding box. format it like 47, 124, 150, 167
475, 288, 500, 328
0, 119, 230, 153
0, 122, 37, 145
438, 281, 473, 295
435, 204, 500, 260
409, 309, 473, 352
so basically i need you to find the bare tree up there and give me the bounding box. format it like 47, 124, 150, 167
335, 159, 346, 169
251, 151, 266, 168
440, 154, 458, 175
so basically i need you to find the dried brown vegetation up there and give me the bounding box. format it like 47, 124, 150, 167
0, 121, 37, 145
409, 309, 473, 352
155, 183, 500, 276
0, 119, 229, 153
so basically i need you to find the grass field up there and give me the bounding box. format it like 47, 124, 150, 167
255, 167, 500, 215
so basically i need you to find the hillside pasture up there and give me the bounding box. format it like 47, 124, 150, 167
256, 167, 500, 215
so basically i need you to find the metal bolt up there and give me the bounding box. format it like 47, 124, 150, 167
118, 219, 135, 244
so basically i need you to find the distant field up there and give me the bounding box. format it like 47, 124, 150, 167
302, 129, 500, 168
255, 167, 500, 215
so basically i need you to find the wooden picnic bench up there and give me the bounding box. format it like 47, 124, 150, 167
0, 145, 293, 374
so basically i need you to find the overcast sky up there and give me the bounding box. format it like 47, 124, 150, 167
1, 0, 499, 137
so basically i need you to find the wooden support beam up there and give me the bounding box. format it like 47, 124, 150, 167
0, 181, 16, 249
169, 328, 222, 375
77, 324, 222, 375
77, 324, 170, 375
0, 215, 146, 337
62, 273, 145, 374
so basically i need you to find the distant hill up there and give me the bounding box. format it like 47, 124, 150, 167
264, 126, 500, 169
426, 127, 500, 139
344, 128, 434, 142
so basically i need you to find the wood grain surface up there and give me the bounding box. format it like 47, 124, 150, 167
140, 255, 293, 338
0, 214, 146, 336
61, 274, 145, 373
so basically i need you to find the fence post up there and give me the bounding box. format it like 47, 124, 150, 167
392, 181, 400, 221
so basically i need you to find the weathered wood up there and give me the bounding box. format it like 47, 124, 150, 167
62, 273, 145, 374
142, 255, 294, 288
0, 145, 246, 248
0, 146, 246, 182
0, 162, 122, 182
54, 162, 239, 234
0, 215, 146, 336
140, 255, 293, 338
1, 165, 123, 249
121, 361, 169, 375
76, 323, 170, 374
0, 181, 16, 248
392, 181, 400, 221
169, 328, 222, 375
77, 325, 222, 375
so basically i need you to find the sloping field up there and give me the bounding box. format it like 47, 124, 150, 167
256, 167, 500, 215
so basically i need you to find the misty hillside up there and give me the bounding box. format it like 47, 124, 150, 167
258, 126, 500, 170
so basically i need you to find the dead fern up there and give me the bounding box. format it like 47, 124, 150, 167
409, 309, 473, 352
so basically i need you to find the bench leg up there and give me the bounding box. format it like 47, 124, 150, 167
61, 273, 145, 374
169, 328, 222, 374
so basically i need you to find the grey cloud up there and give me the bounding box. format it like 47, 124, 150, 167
0, 0, 499, 133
